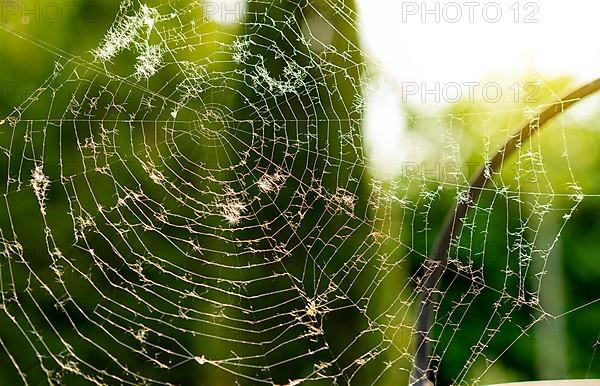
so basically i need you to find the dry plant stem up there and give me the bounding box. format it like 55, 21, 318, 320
411, 78, 600, 385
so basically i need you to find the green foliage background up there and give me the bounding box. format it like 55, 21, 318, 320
0, 1, 598, 385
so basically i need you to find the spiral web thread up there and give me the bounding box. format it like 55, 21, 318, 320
0, 1, 599, 385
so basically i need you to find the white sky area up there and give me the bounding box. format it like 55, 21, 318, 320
356, 0, 600, 176
357, 0, 600, 87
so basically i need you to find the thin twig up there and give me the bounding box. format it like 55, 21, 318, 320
411, 78, 600, 385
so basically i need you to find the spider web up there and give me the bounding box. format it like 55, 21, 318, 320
0, 1, 598, 385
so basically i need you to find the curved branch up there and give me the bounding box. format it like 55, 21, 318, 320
411, 78, 600, 385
